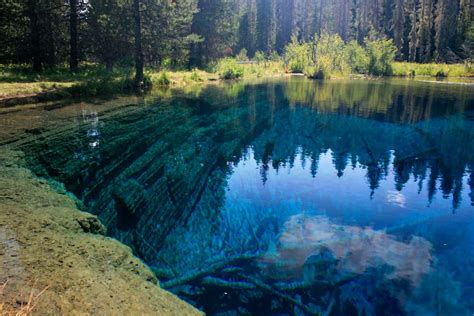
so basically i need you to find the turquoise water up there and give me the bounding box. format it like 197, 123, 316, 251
5, 78, 473, 315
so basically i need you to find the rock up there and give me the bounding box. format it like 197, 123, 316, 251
76, 214, 106, 235
303, 246, 338, 284
113, 179, 145, 215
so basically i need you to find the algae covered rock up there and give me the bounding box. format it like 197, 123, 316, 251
75, 214, 106, 235
113, 178, 145, 215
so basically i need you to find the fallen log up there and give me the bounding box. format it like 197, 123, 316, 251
161, 252, 259, 289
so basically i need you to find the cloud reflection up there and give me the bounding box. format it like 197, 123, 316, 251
261, 214, 433, 285
387, 190, 407, 208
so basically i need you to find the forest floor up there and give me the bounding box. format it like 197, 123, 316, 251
0, 148, 202, 315
1, 62, 472, 107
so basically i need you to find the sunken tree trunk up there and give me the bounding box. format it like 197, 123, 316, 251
69, 0, 79, 72
133, 0, 144, 87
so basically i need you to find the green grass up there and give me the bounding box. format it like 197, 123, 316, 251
391, 62, 474, 78
1, 60, 471, 102
0, 64, 138, 99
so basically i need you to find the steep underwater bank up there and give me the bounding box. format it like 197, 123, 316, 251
0, 148, 201, 315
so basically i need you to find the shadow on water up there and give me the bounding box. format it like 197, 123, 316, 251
4, 77, 474, 315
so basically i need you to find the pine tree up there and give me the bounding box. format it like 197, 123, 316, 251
275, 0, 294, 52
238, 0, 257, 56
391, 0, 405, 59
190, 0, 238, 66
133, 0, 144, 85
407, 0, 419, 61
256, 0, 277, 53
69, 0, 79, 72
417, 0, 435, 62
27, 0, 42, 72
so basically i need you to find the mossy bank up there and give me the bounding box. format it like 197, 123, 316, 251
0, 148, 201, 315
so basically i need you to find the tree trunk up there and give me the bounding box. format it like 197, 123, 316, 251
133, 0, 144, 86
69, 0, 79, 72
106, 59, 113, 72
27, 0, 42, 72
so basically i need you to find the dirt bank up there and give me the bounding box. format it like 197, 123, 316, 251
0, 148, 201, 315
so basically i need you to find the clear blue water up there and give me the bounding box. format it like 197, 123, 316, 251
5, 78, 473, 315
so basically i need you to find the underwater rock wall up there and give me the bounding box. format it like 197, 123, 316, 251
11, 88, 274, 263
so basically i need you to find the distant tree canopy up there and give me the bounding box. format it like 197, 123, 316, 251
238, 0, 473, 62
0, 0, 472, 72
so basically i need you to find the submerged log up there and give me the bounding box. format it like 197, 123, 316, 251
238, 274, 322, 316
201, 277, 256, 290
161, 253, 259, 289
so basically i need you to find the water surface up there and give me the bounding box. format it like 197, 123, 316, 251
2, 78, 473, 315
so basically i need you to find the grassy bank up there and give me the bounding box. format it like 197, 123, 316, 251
0, 61, 287, 105
1, 60, 472, 105
391, 62, 473, 78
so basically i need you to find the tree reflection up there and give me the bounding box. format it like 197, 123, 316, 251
13, 78, 474, 315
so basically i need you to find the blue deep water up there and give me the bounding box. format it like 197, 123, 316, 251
4, 78, 473, 315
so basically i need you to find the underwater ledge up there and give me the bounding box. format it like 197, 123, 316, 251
0, 148, 201, 315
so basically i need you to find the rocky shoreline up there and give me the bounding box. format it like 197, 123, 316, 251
0, 148, 201, 315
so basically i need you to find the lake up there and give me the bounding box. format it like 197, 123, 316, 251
1, 77, 473, 315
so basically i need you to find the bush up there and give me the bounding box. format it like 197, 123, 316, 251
435, 68, 449, 78
465, 59, 473, 73
305, 55, 333, 79
162, 58, 172, 70
189, 68, 202, 81
284, 35, 311, 73
216, 58, 244, 79
345, 40, 370, 74
254, 51, 266, 64
269, 51, 281, 62
236, 49, 249, 62
365, 38, 397, 76
156, 71, 170, 86
314, 33, 348, 74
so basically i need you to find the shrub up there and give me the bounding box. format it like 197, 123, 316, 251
162, 58, 172, 70
254, 51, 266, 64
156, 71, 171, 86
464, 59, 473, 73
365, 38, 397, 76
345, 40, 370, 74
435, 68, 449, 78
305, 55, 333, 79
284, 35, 311, 73
236, 49, 249, 62
189, 68, 202, 81
314, 33, 348, 73
216, 58, 244, 79
269, 51, 281, 62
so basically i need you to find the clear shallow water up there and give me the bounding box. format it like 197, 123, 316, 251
2, 78, 473, 315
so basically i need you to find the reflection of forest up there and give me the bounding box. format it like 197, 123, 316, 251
281, 78, 473, 123
8, 78, 472, 261
153, 80, 473, 315
251, 107, 473, 210
5, 78, 472, 315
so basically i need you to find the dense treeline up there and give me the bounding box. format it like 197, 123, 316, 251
0, 0, 472, 77
237, 0, 473, 63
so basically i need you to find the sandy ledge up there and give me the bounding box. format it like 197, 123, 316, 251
0, 148, 201, 315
